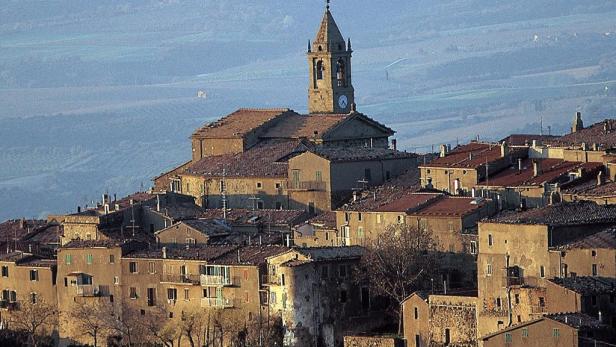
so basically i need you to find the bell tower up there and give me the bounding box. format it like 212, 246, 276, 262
308, 2, 355, 114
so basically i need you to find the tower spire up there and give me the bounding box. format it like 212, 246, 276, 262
326, 0, 330, 10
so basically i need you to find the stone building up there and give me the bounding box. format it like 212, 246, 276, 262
476, 201, 616, 338
267, 246, 378, 347
475, 158, 603, 209
153, 5, 417, 214
419, 142, 527, 194
294, 212, 339, 247
0, 252, 57, 335
402, 290, 479, 347
481, 313, 615, 347
554, 228, 616, 278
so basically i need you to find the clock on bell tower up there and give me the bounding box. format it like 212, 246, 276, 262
307, 2, 355, 114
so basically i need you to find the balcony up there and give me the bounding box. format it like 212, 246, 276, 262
505, 276, 524, 286
161, 274, 200, 285
201, 297, 234, 308
261, 274, 280, 286
200, 274, 232, 286
288, 181, 327, 191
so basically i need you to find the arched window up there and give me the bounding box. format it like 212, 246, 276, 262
316, 60, 324, 80
336, 59, 346, 86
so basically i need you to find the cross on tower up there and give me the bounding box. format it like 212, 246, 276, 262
326, 0, 330, 10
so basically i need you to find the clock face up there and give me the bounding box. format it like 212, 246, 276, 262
338, 95, 348, 109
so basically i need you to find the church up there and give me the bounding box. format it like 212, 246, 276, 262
154, 4, 416, 214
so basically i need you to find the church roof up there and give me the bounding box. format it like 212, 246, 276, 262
260, 113, 349, 139
192, 108, 297, 139
314, 9, 346, 49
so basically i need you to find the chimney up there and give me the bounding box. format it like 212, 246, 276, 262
440, 144, 447, 158
500, 142, 509, 157
597, 171, 604, 186
353, 191, 358, 202
391, 139, 397, 151
20, 218, 26, 229
237, 249, 241, 263
532, 139, 538, 148
156, 195, 161, 212
162, 247, 167, 259
77, 206, 81, 213
518, 158, 523, 172
469, 152, 473, 161
454, 179, 461, 195
113, 193, 117, 202
581, 142, 588, 151
447, 144, 452, 152
115, 203, 120, 211
104, 204, 110, 215
533, 160, 542, 177
286, 234, 291, 247
471, 187, 476, 198
598, 311, 603, 323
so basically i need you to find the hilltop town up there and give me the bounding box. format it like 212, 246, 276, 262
0, 4, 615, 347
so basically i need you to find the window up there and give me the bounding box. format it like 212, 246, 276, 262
316, 60, 324, 80
184, 288, 190, 301
448, 222, 454, 232
275, 182, 282, 189
281, 274, 285, 286
539, 297, 545, 307
505, 333, 512, 343
147, 288, 156, 306
397, 215, 405, 224
415, 335, 420, 347
336, 58, 346, 86
470, 241, 477, 255
256, 182, 262, 189
522, 328, 528, 337
1, 266, 8, 277
552, 328, 560, 338
357, 227, 364, 239
540, 265, 545, 278
358, 212, 362, 221
444, 329, 451, 345
344, 212, 350, 222
339, 264, 347, 278
591, 250, 597, 257
30, 292, 37, 304
496, 297, 502, 308
488, 234, 493, 246
219, 180, 226, 193
487, 263, 493, 276
109, 255, 115, 264
275, 202, 283, 210
315, 171, 322, 182
339, 290, 347, 303
514, 294, 520, 304
186, 182, 190, 192
186, 238, 196, 245
414, 307, 419, 319
257, 201, 264, 210
29, 269, 39, 281
364, 169, 372, 182
114, 276, 120, 285
270, 292, 277, 305
129, 262, 138, 273
86, 254, 93, 265
130, 287, 138, 299
65, 254, 73, 265
592, 264, 598, 276
167, 288, 177, 301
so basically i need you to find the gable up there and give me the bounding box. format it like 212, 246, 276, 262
323, 114, 393, 141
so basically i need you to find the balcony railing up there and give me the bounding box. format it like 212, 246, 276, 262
76, 285, 100, 297
161, 274, 200, 285
261, 274, 280, 285
200, 274, 232, 287
289, 181, 327, 191
201, 297, 234, 308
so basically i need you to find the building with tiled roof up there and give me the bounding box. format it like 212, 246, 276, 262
293, 211, 338, 247
476, 158, 603, 209
554, 228, 616, 278
419, 141, 528, 193
151, 2, 415, 217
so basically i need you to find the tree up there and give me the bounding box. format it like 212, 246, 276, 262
8, 298, 58, 347
354, 223, 441, 334
142, 308, 181, 347
67, 299, 114, 347
244, 314, 284, 347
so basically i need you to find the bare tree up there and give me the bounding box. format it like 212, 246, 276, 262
244, 313, 283, 347
8, 298, 57, 347
67, 299, 114, 347
142, 308, 180, 347
354, 223, 441, 334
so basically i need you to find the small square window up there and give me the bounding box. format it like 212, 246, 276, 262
256, 182, 263, 189
130, 287, 138, 299
129, 262, 138, 274
29, 269, 39, 281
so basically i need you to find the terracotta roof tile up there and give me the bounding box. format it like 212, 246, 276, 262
374, 193, 443, 213
487, 201, 616, 226
559, 228, 616, 249
412, 196, 489, 217
186, 139, 307, 178
199, 209, 308, 226
478, 159, 602, 187
501, 134, 560, 146
192, 108, 295, 139
563, 179, 616, 197
549, 119, 616, 149
422, 142, 525, 169
311, 146, 416, 162
260, 113, 349, 139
